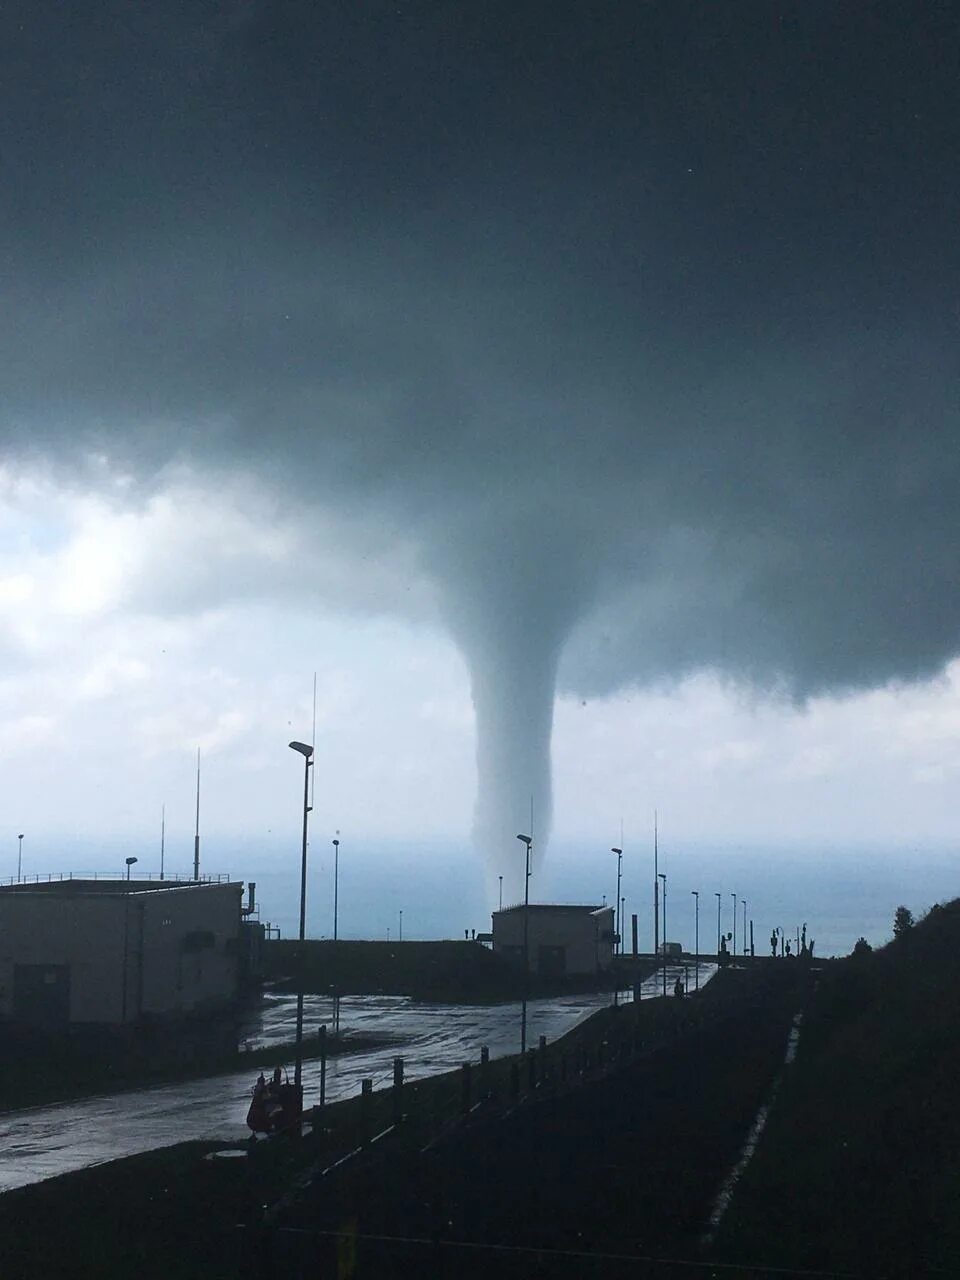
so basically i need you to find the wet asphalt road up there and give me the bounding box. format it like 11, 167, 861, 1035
0, 964, 713, 1193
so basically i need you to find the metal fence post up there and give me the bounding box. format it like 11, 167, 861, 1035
318, 1024, 327, 1109
360, 1078, 372, 1145
393, 1056, 404, 1125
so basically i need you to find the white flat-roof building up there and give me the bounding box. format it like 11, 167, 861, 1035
491, 904, 615, 976
0, 877, 244, 1033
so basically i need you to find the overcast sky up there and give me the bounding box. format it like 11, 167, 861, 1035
1, 3, 958, 899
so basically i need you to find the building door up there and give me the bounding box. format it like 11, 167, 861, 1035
13, 964, 70, 1031
538, 945, 566, 977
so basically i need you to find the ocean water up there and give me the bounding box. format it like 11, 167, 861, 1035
208, 838, 957, 959
21, 837, 957, 959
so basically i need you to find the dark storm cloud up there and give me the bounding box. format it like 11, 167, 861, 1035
1, 1, 958, 879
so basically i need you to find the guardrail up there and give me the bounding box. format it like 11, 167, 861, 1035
0, 870, 235, 887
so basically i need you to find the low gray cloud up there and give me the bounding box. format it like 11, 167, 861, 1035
1, 2, 958, 887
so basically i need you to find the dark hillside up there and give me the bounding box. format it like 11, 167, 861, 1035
714, 899, 960, 1277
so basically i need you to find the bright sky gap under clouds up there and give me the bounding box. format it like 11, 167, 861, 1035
0, 3, 958, 922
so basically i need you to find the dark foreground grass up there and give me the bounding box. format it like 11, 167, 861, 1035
270, 965, 805, 1279
713, 899, 960, 1278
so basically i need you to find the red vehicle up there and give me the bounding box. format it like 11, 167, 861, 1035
246, 1068, 303, 1136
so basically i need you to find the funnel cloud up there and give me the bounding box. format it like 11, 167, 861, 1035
1, 3, 958, 891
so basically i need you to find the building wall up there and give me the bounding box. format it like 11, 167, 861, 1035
0, 895, 127, 1024
0, 881, 243, 1028
137, 882, 242, 1018
492, 907, 615, 975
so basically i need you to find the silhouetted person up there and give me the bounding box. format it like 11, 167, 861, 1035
272, 1065, 282, 1088
770, 930, 777, 957
256, 1072, 266, 1090
674, 976, 684, 998
785, 940, 792, 957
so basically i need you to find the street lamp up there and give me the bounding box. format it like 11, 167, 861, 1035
611, 846, 623, 1008
742, 899, 748, 957
517, 833, 532, 1053
332, 837, 340, 941
715, 891, 721, 961
125, 856, 138, 881
611, 847, 623, 956
399, 909, 403, 942
499, 875, 503, 911
731, 892, 737, 959
691, 890, 699, 990
289, 741, 314, 1094
658, 872, 667, 996
17, 833, 24, 883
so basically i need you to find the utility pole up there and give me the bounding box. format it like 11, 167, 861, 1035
659, 872, 667, 996
517, 833, 533, 1053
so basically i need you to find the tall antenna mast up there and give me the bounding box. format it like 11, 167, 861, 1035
193, 747, 201, 881
311, 671, 317, 811
160, 803, 166, 881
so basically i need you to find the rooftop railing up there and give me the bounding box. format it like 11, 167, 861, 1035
0, 870, 235, 888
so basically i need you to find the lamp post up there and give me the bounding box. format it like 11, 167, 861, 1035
399, 909, 403, 942
498, 875, 503, 911
742, 899, 748, 957
611, 846, 623, 1007
17, 833, 23, 883
125, 856, 138, 881
658, 872, 667, 996
691, 890, 699, 990
289, 741, 314, 1093
332, 837, 340, 941
611, 847, 623, 955
715, 891, 721, 961
731, 892, 737, 958
517, 833, 532, 1053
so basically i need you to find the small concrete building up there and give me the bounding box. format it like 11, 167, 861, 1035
491, 904, 615, 976
0, 878, 245, 1034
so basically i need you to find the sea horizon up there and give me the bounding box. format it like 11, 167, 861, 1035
9, 834, 956, 960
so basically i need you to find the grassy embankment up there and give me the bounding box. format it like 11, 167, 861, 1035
714, 897, 960, 1277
